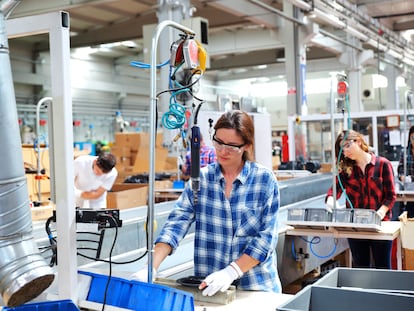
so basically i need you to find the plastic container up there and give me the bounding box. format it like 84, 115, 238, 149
353, 209, 380, 225
333, 209, 353, 223
79, 271, 194, 311
313, 267, 414, 293
73, 142, 96, 156
404, 181, 414, 191
278, 268, 414, 311
277, 285, 414, 311
173, 180, 185, 189
306, 208, 332, 222
287, 207, 307, 221
3, 300, 79, 311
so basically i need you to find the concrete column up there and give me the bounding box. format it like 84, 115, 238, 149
283, 0, 313, 161
282, 0, 300, 117
338, 35, 365, 113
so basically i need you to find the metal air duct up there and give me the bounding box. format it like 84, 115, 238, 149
0, 0, 55, 307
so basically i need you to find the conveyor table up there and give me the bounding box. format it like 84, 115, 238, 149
285, 221, 402, 270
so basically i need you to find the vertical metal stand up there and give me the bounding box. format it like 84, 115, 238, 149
148, 20, 195, 283
403, 91, 413, 180
7, 11, 77, 302
329, 73, 337, 206
35, 97, 52, 203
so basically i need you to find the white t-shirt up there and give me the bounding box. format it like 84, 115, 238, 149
74, 155, 117, 209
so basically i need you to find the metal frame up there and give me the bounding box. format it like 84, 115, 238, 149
6, 11, 77, 301
148, 20, 195, 283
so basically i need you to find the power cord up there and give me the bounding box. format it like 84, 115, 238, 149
291, 237, 338, 260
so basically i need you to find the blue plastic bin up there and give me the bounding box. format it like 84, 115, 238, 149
79, 271, 194, 311
73, 142, 96, 156
3, 300, 79, 311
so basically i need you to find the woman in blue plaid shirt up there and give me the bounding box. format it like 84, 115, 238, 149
131, 110, 282, 296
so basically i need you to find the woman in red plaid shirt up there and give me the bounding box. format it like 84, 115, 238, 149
326, 129, 396, 269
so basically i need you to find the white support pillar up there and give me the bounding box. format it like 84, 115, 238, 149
383, 60, 401, 110
6, 11, 77, 302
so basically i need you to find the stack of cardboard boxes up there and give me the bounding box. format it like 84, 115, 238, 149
108, 132, 178, 209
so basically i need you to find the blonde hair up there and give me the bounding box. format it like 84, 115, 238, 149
335, 130, 369, 176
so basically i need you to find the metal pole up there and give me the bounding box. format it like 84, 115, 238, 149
35, 97, 52, 203
148, 20, 195, 283
329, 73, 337, 207
403, 91, 413, 181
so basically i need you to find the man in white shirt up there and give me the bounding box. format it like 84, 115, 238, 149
74, 153, 117, 209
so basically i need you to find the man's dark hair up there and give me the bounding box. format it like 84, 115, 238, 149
96, 153, 116, 173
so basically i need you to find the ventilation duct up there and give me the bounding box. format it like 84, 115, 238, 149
0, 0, 55, 306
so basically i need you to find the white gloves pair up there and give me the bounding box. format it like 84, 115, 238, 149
325, 196, 341, 212
200, 262, 243, 296
130, 265, 157, 282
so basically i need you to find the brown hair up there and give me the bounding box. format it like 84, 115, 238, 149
96, 153, 116, 173
214, 110, 255, 161
335, 130, 369, 176
407, 125, 414, 147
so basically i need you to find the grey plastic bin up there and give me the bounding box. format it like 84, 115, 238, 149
277, 268, 414, 311
313, 267, 414, 293
277, 286, 414, 311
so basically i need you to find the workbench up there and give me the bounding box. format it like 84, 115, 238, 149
285, 221, 402, 270
396, 190, 414, 203
194, 291, 293, 311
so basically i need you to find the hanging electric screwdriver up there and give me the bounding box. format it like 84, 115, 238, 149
190, 125, 201, 204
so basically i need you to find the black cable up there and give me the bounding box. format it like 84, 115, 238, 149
98, 215, 118, 311
156, 69, 203, 98
192, 99, 203, 125
45, 215, 58, 266
76, 250, 148, 264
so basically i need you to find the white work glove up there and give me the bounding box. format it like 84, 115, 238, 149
399, 211, 408, 224
376, 208, 387, 220
325, 196, 340, 212
200, 262, 243, 296
130, 265, 157, 282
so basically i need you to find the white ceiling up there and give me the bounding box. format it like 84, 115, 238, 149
6, 0, 414, 72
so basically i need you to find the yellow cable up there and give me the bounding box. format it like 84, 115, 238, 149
195, 40, 207, 73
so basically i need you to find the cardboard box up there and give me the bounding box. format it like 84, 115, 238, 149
319, 163, 333, 173
400, 219, 414, 249
114, 133, 141, 148
111, 145, 131, 158
111, 181, 173, 192
106, 186, 148, 209
403, 248, 414, 270
111, 183, 147, 192
133, 147, 171, 173
400, 219, 414, 270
